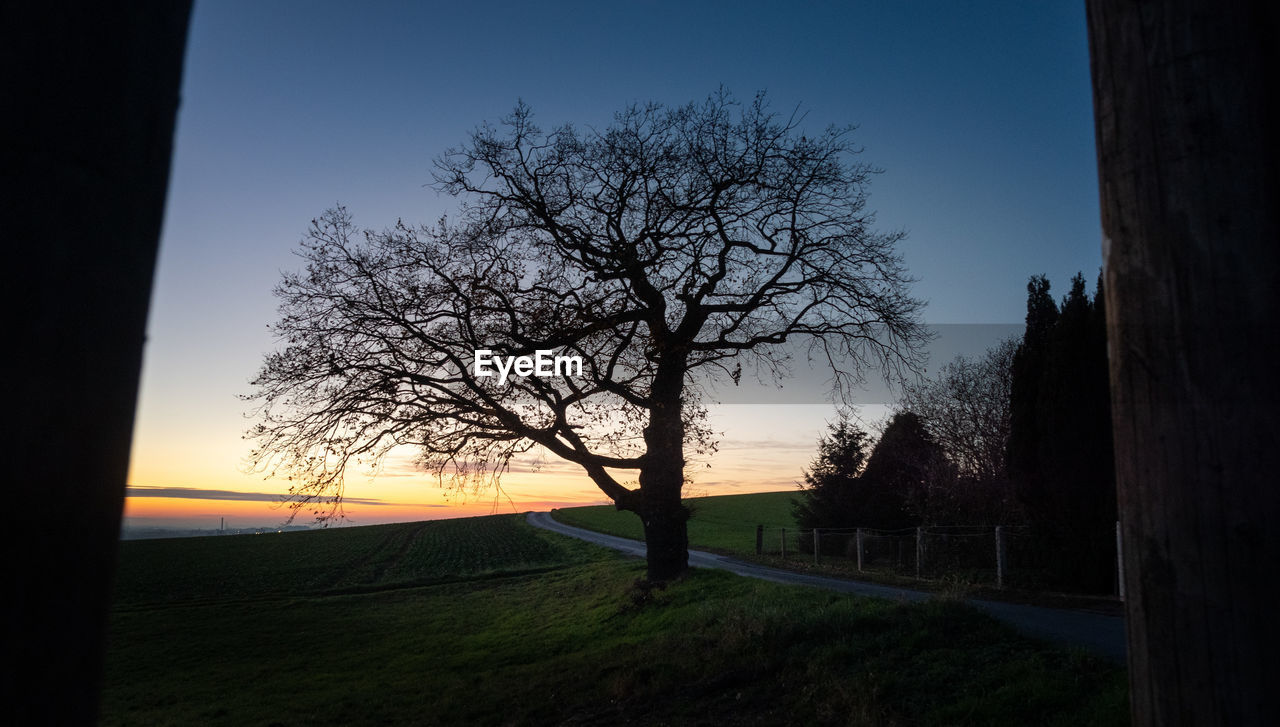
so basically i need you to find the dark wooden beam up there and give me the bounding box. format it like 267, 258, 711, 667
0, 2, 191, 721
1086, 2, 1279, 724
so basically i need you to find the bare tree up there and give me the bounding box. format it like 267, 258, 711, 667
900, 338, 1016, 485
247, 91, 927, 580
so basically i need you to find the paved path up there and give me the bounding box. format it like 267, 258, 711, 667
526, 511, 1127, 663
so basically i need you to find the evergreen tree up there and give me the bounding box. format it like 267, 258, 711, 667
794, 412, 952, 540
858, 412, 954, 528
1007, 274, 1058, 500
792, 417, 871, 531
1007, 272, 1117, 592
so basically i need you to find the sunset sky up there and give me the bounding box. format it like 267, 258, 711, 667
125, 0, 1103, 530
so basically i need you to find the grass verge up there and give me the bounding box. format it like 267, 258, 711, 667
553, 490, 797, 553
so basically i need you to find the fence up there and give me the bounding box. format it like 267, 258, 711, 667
754, 522, 1124, 597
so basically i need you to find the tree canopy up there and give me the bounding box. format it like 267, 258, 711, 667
247, 90, 927, 579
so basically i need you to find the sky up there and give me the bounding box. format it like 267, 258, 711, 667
125, 0, 1104, 530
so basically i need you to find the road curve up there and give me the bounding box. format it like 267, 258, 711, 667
526, 511, 1126, 663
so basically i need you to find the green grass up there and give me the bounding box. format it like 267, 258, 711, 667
102, 513, 1127, 725
554, 490, 799, 553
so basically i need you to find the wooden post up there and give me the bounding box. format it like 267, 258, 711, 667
856, 528, 864, 572
755, 524, 763, 555
1087, 2, 1279, 722
813, 528, 820, 564
1115, 520, 1124, 602
780, 528, 786, 558
4, 3, 192, 722
915, 526, 923, 578
995, 526, 1006, 589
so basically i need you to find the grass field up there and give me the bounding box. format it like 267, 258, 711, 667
553, 490, 798, 554
110, 515, 601, 607
102, 513, 1127, 725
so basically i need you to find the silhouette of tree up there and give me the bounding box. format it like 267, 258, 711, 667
247, 91, 927, 580
794, 411, 950, 544
792, 416, 872, 537
1007, 274, 1058, 501
858, 411, 953, 527
1007, 273, 1114, 592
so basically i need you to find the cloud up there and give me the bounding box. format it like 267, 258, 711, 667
715, 438, 816, 452
124, 486, 445, 507
371, 450, 594, 478
696, 477, 802, 491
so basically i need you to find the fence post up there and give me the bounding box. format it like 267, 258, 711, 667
1116, 519, 1125, 601
755, 524, 763, 555
856, 528, 863, 572
995, 525, 1006, 589
813, 528, 820, 564
780, 528, 786, 558
915, 526, 923, 578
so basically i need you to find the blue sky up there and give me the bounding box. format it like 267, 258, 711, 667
128, 0, 1104, 527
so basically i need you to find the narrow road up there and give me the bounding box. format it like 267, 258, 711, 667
526, 511, 1127, 663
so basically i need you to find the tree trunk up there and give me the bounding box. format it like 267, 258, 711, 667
636, 359, 690, 581
1086, 2, 1280, 724
639, 494, 690, 582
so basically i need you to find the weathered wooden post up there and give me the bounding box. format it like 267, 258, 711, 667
915, 526, 924, 578
995, 525, 1006, 589
856, 528, 864, 572
1115, 520, 1124, 602
1087, 2, 1279, 722
813, 528, 820, 565
755, 524, 763, 555
4, 3, 192, 722
780, 528, 786, 559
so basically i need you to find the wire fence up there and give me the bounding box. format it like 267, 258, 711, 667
753, 522, 1123, 596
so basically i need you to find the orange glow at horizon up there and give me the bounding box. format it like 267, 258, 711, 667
125, 404, 870, 529
121, 493, 597, 529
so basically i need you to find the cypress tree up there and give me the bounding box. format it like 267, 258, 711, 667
1008, 275, 1058, 510
1007, 272, 1117, 592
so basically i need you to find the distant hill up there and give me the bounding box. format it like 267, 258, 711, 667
553, 489, 798, 553
119, 525, 312, 540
